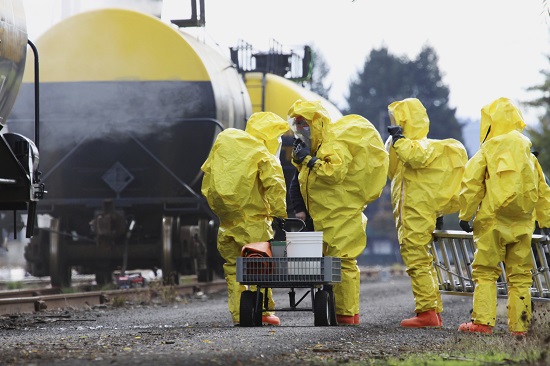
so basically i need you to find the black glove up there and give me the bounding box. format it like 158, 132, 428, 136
292, 140, 310, 164
272, 217, 286, 241
387, 126, 404, 145
459, 220, 473, 233
435, 216, 444, 230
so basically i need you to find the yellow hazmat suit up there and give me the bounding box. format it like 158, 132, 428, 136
201, 112, 289, 324
458, 97, 550, 333
387, 98, 468, 322
289, 100, 389, 320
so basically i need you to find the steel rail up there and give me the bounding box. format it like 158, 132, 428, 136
0, 280, 227, 316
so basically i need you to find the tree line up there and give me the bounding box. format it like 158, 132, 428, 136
308, 45, 464, 145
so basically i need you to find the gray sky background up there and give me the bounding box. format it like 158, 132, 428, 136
23, 0, 550, 128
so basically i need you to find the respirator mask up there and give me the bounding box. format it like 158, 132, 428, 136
289, 116, 311, 148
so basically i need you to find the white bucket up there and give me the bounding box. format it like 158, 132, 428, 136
286, 231, 323, 257
286, 231, 323, 275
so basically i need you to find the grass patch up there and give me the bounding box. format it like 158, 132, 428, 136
386, 347, 544, 365
148, 281, 178, 304
387, 303, 550, 365
329, 304, 550, 366
179, 275, 198, 285
110, 296, 126, 308
60, 287, 78, 293
6, 281, 23, 290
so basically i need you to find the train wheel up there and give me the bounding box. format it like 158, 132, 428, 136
313, 289, 330, 326
49, 218, 72, 288
161, 216, 179, 285
192, 219, 210, 282
24, 228, 50, 277
239, 290, 263, 327
95, 270, 113, 287
199, 218, 222, 281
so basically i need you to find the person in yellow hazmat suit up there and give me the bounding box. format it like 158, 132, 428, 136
457, 97, 550, 335
201, 112, 289, 326
386, 98, 468, 328
289, 99, 389, 325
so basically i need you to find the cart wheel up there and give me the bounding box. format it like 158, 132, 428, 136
313, 290, 330, 326
325, 286, 338, 326
240, 290, 263, 327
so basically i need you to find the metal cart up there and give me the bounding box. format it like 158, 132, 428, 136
236, 256, 342, 327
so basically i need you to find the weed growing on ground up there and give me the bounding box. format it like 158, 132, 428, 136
394, 303, 550, 365
148, 280, 178, 304
60, 286, 77, 293
110, 296, 126, 307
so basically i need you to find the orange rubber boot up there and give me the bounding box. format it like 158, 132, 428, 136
458, 322, 492, 334
336, 315, 357, 326
437, 312, 443, 326
400, 310, 441, 328
354, 313, 360, 325
262, 315, 280, 326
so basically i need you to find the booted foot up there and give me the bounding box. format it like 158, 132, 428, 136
400, 310, 441, 328
262, 315, 280, 326
437, 312, 443, 326
354, 313, 360, 325
511, 331, 526, 337
458, 322, 492, 334
337, 314, 357, 326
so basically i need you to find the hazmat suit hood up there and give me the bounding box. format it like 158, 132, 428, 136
479, 97, 526, 145
288, 99, 331, 152
387, 98, 429, 140
245, 111, 290, 155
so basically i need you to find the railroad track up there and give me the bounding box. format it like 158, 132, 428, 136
0, 274, 97, 292
0, 267, 403, 316
0, 279, 227, 316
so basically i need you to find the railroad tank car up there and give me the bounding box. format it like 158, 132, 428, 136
7, 7, 341, 287
0, 0, 44, 244
0, 0, 26, 125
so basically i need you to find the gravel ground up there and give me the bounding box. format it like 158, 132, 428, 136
0, 275, 546, 365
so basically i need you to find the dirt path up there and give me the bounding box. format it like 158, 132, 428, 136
0, 275, 542, 365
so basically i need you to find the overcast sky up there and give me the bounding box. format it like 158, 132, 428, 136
23, 0, 550, 127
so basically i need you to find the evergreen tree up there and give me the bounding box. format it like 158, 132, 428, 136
345, 45, 463, 143
410, 46, 462, 141
524, 59, 550, 173
307, 47, 332, 101
346, 47, 408, 132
